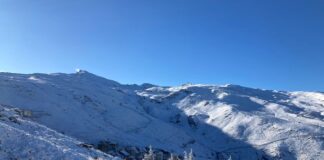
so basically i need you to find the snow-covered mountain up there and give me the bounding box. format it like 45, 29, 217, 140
0, 71, 323, 160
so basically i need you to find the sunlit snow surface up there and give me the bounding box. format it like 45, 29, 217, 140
0, 105, 120, 160
0, 71, 323, 159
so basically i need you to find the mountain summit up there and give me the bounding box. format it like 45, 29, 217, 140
0, 71, 323, 160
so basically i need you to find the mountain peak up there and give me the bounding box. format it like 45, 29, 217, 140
75, 69, 89, 74
74, 69, 99, 78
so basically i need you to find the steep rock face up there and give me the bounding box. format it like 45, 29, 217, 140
0, 71, 323, 159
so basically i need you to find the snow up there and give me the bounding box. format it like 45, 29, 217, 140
28, 76, 47, 84
0, 71, 323, 159
0, 105, 120, 160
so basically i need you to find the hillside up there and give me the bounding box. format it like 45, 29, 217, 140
0, 71, 323, 159
0, 104, 119, 160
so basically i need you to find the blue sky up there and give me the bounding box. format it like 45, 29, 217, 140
0, 0, 323, 91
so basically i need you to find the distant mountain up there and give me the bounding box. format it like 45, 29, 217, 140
0, 71, 323, 160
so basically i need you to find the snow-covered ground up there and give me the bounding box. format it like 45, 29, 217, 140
0, 105, 119, 160
0, 71, 323, 159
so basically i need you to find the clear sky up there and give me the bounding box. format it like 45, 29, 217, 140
0, 0, 323, 91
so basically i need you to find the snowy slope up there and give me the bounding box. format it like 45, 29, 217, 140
0, 104, 120, 160
0, 71, 323, 160
138, 84, 324, 159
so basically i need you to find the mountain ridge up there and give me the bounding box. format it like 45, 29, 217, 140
0, 71, 323, 160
